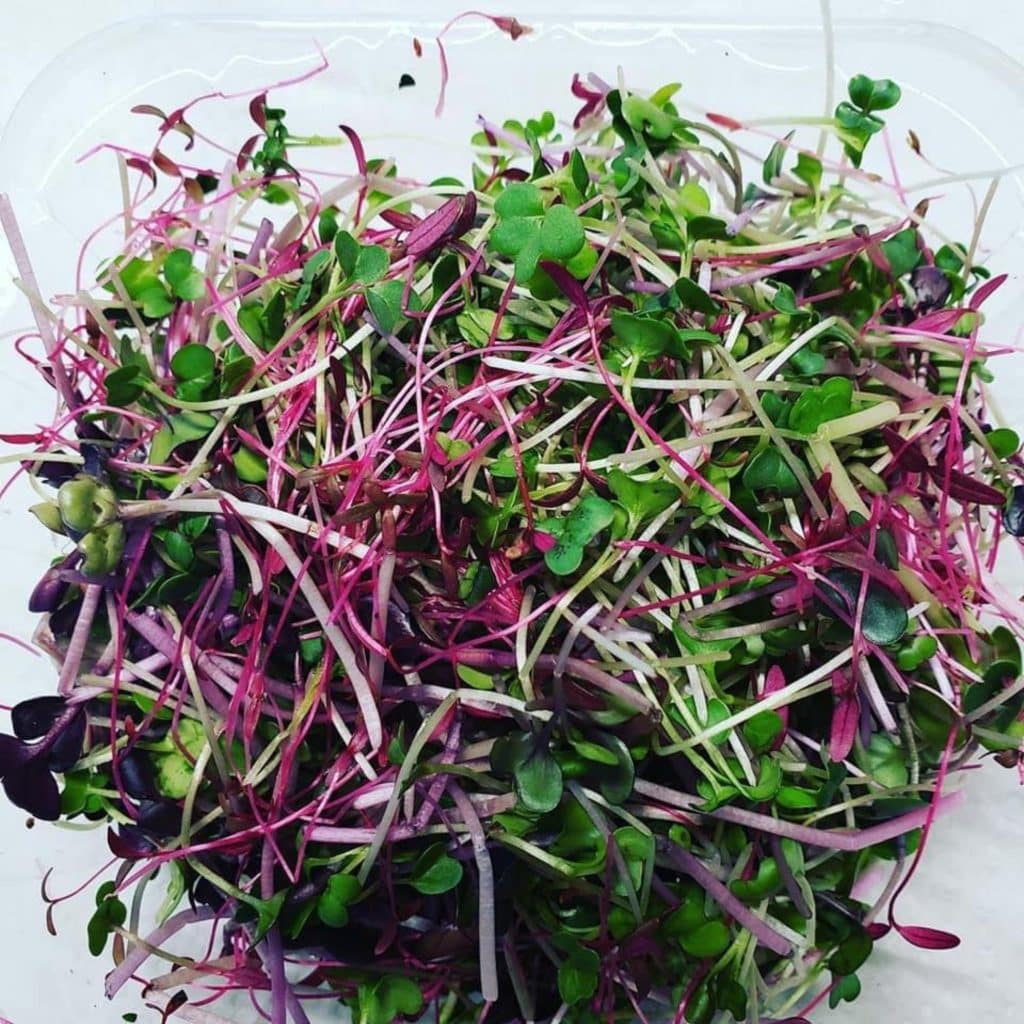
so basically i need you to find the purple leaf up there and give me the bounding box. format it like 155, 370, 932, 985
108, 825, 156, 860
969, 272, 1007, 311
882, 426, 929, 473
12, 696, 67, 740
907, 307, 967, 334
46, 710, 86, 773
28, 567, 68, 613
0, 734, 31, 776
896, 923, 960, 949
405, 196, 466, 256
3, 761, 60, 820
928, 466, 1005, 506
539, 260, 588, 309
830, 692, 860, 762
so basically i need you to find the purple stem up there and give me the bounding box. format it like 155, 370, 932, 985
409, 719, 460, 831
57, 583, 103, 695
0, 193, 78, 411
635, 779, 965, 852
204, 522, 236, 635
769, 835, 810, 918
656, 839, 792, 956
449, 787, 498, 1003
237, 217, 275, 288
105, 907, 217, 997
260, 842, 287, 1024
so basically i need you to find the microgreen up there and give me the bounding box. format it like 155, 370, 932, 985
0, 48, 1020, 1024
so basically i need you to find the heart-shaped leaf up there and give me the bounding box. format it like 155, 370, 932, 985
514, 745, 563, 813
848, 74, 902, 114
743, 448, 802, 497
820, 568, 909, 646
410, 843, 464, 895
539, 204, 585, 260
495, 182, 544, 218
681, 920, 731, 959
11, 696, 67, 741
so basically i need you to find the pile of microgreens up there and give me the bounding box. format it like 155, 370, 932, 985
2, 22, 1024, 1024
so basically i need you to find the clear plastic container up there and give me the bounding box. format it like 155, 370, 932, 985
1, 6, 1023, 1024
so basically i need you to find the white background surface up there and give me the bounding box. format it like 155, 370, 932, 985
1, 2, 1024, 1023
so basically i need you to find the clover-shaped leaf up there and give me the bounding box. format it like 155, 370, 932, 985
848, 75, 902, 114
610, 309, 681, 361
163, 248, 206, 302
491, 184, 587, 281
788, 377, 853, 435
544, 495, 615, 575
317, 872, 362, 927
819, 568, 908, 646
742, 448, 802, 497
410, 842, 464, 895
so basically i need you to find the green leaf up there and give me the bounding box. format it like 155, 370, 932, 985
848, 74, 902, 114
788, 377, 853, 434
353, 244, 389, 284
456, 663, 494, 690
545, 537, 585, 576
859, 734, 909, 789
881, 228, 922, 278
557, 945, 600, 1004
793, 152, 823, 192
674, 276, 720, 315
820, 568, 908, 645
988, 427, 1020, 459
730, 858, 781, 903
835, 102, 885, 167
742, 710, 784, 753
250, 891, 287, 943
163, 531, 194, 571
570, 149, 590, 195
681, 920, 731, 959
317, 872, 361, 928
366, 278, 418, 335
456, 306, 513, 347
233, 447, 268, 483
170, 344, 216, 382
610, 309, 678, 360
318, 207, 339, 244
149, 411, 218, 466
115, 257, 161, 299
302, 248, 333, 283
742, 447, 802, 497
566, 495, 616, 542
237, 302, 266, 347
539, 204, 585, 261
514, 746, 563, 813
495, 181, 544, 218
896, 634, 938, 672
607, 468, 679, 523
829, 972, 862, 1008
334, 230, 360, 277
762, 131, 794, 184
791, 347, 827, 376
829, 927, 874, 976
776, 786, 818, 811
591, 732, 636, 804
622, 94, 678, 140
772, 282, 800, 315
105, 366, 144, 407
410, 843, 464, 895
163, 248, 206, 301
139, 285, 175, 319
362, 977, 423, 1024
